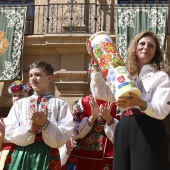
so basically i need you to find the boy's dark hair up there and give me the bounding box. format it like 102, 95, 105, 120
28, 61, 54, 75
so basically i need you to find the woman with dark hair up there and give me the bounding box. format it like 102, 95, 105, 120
89, 31, 170, 170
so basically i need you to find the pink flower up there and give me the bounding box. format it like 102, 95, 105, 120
30, 105, 36, 109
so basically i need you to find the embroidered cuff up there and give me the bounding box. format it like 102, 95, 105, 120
29, 129, 37, 135
40, 120, 50, 131
66, 151, 71, 155
87, 118, 94, 127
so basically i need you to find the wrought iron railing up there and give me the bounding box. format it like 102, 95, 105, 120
25, 3, 115, 35
25, 3, 170, 35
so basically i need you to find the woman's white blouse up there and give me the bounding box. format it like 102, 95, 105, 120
90, 64, 170, 120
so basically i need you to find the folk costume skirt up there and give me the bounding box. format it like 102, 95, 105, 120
8, 134, 61, 170
113, 115, 169, 170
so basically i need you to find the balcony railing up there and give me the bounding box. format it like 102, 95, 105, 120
24, 3, 170, 35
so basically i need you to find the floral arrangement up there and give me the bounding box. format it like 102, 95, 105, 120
8, 80, 32, 94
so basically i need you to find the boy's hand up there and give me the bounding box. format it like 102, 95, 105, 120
30, 121, 41, 132
29, 107, 48, 127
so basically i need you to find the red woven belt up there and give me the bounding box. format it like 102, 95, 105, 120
123, 108, 145, 117
2, 143, 16, 150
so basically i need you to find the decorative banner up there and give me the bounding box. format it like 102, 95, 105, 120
115, 5, 168, 60
0, 6, 27, 80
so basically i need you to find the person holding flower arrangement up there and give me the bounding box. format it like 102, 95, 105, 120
88, 31, 170, 170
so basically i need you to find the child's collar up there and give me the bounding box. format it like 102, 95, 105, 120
34, 92, 51, 97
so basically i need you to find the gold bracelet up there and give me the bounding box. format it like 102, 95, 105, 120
106, 118, 114, 126
92, 64, 99, 70
140, 101, 147, 111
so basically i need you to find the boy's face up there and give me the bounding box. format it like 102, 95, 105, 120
29, 67, 52, 94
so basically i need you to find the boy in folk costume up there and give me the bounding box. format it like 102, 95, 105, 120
4, 61, 74, 170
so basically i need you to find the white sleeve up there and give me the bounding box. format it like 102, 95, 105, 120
73, 117, 92, 140
42, 101, 75, 148
143, 74, 170, 119
104, 118, 118, 143
90, 72, 115, 102
59, 144, 70, 166
5, 102, 35, 146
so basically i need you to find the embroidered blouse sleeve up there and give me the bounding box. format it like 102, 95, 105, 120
104, 118, 118, 143
90, 72, 115, 102
143, 73, 170, 119
72, 117, 92, 140
71, 100, 93, 140
42, 99, 75, 148
5, 100, 35, 146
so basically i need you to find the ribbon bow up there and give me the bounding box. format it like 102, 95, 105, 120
37, 95, 42, 104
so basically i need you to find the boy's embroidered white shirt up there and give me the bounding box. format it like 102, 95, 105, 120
5, 94, 75, 148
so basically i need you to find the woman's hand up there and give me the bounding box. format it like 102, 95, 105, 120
86, 39, 98, 64
116, 92, 146, 109
99, 103, 113, 123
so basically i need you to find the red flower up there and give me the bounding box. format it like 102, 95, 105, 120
102, 42, 117, 53
94, 125, 103, 132
41, 105, 47, 109
117, 76, 125, 83
12, 86, 20, 92
30, 99, 36, 102
102, 68, 109, 78
42, 98, 49, 102
99, 54, 112, 69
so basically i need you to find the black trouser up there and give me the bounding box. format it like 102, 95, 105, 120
113, 115, 169, 170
